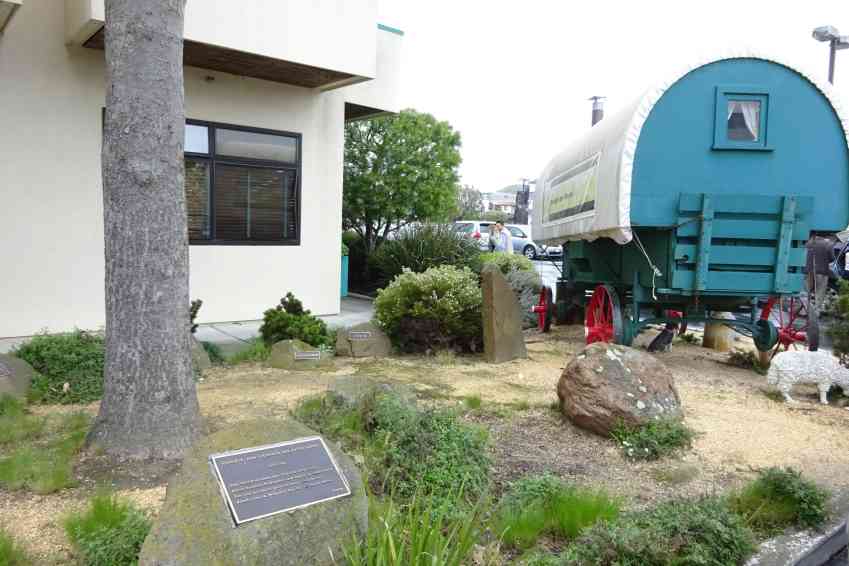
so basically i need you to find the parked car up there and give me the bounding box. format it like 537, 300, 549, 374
453, 221, 561, 260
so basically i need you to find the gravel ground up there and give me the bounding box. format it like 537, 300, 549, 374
3, 326, 849, 563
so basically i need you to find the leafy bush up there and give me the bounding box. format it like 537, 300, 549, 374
480, 252, 534, 274
828, 280, 849, 366
294, 388, 490, 512
344, 491, 488, 566
0, 528, 32, 566
200, 341, 225, 365
505, 268, 544, 329
370, 223, 482, 283
64, 494, 151, 566
729, 467, 829, 534
374, 265, 483, 353
495, 474, 621, 550
0, 411, 90, 493
259, 292, 331, 348
565, 497, 756, 566
15, 330, 104, 404
189, 299, 203, 334
0, 395, 45, 445
227, 338, 270, 364
611, 418, 695, 461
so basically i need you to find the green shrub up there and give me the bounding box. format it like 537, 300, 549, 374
369, 223, 482, 283
0, 395, 45, 445
294, 389, 490, 512
495, 474, 621, 550
566, 497, 756, 566
344, 491, 488, 566
481, 210, 508, 223
15, 330, 105, 404
227, 338, 270, 364
479, 252, 534, 274
259, 292, 331, 348
342, 240, 350, 256
200, 341, 225, 365
0, 528, 32, 566
611, 418, 695, 461
729, 467, 829, 534
0, 411, 90, 493
64, 493, 151, 566
828, 279, 849, 365
374, 265, 483, 353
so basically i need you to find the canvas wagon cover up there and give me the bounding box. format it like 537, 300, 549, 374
532, 49, 849, 246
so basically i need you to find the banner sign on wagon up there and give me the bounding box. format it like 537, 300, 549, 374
543, 152, 601, 226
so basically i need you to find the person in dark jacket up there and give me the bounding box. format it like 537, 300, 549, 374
806, 234, 835, 308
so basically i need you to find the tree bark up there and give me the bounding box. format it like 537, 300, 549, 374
88, 0, 201, 460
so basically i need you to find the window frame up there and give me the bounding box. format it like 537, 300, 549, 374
712, 85, 773, 151
185, 119, 302, 246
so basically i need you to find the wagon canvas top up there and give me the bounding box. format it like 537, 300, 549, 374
533, 49, 849, 246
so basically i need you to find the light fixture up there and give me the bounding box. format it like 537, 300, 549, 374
812, 25, 849, 83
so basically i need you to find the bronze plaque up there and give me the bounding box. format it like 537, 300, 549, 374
209, 436, 351, 525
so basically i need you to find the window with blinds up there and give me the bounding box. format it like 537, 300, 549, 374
184, 122, 300, 244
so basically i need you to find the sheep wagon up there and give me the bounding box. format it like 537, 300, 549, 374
532, 52, 849, 354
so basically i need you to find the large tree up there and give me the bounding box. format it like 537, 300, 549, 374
455, 185, 483, 220
343, 109, 462, 253
88, 0, 201, 460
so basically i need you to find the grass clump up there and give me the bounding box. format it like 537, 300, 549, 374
611, 418, 695, 461
463, 395, 482, 410
727, 349, 768, 374
227, 338, 270, 364
495, 474, 621, 550
565, 497, 756, 565
344, 490, 488, 566
64, 493, 151, 566
294, 388, 490, 512
15, 330, 105, 404
0, 395, 44, 445
729, 467, 829, 535
0, 411, 90, 493
0, 528, 32, 566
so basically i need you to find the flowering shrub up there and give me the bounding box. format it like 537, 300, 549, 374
479, 252, 534, 274
374, 265, 483, 352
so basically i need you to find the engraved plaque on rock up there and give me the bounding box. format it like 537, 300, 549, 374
348, 331, 373, 341
294, 350, 322, 361
209, 437, 351, 525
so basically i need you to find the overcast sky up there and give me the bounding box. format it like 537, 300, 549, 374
377, 1, 849, 193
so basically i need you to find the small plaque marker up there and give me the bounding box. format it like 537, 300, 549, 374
209, 437, 351, 526
349, 331, 373, 341
294, 350, 322, 361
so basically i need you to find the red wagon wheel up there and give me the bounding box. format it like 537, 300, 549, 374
585, 284, 624, 345
532, 286, 554, 333
759, 294, 819, 357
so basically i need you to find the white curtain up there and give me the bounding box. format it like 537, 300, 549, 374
727, 101, 760, 140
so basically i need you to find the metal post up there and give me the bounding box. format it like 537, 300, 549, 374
829, 39, 836, 83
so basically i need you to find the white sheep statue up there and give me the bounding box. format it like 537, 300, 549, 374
766, 350, 849, 404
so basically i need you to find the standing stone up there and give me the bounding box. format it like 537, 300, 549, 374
557, 342, 682, 437
0, 353, 34, 400
139, 419, 367, 566
335, 322, 392, 358
269, 339, 332, 370
190, 336, 211, 373
482, 265, 528, 363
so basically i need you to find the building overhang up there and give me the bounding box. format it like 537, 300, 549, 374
0, 0, 22, 34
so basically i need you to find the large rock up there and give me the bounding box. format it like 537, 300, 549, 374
190, 336, 212, 373
140, 419, 367, 566
557, 343, 682, 436
482, 265, 528, 363
335, 322, 392, 358
269, 339, 333, 370
0, 353, 34, 400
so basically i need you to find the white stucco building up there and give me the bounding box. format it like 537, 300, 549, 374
0, 0, 403, 338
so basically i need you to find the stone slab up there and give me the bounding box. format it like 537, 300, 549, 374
481, 265, 528, 364
0, 353, 34, 400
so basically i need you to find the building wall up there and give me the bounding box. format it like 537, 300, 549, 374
0, 0, 345, 337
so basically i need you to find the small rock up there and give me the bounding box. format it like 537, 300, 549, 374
0, 353, 34, 400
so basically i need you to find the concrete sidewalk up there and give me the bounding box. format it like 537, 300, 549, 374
194, 295, 374, 355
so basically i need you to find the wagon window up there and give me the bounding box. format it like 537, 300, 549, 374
727, 100, 761, 141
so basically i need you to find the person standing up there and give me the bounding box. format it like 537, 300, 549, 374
806, 234, 834, 308
493, 221, 513, 254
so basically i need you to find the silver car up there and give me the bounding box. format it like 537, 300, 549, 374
453, 221, 561, 260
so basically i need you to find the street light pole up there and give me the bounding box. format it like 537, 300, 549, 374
829, 40, 837, 84
813, 26, 849, 84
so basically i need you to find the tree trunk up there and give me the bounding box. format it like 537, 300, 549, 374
88, 0, 201, 460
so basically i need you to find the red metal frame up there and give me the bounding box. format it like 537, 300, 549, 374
585, 285, 616, 344
531, 286, 552, 332
759, 295, 808, 352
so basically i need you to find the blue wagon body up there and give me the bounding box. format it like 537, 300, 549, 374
532, 54, 849, 348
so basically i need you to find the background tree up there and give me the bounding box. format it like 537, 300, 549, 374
343, 109, 462, 253
88, 0, 201, 459
455, 185, 483, 219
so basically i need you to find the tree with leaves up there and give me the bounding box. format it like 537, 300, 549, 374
343, 109, 462, 253
88, 0, 201, 460
455, 185, 483, 219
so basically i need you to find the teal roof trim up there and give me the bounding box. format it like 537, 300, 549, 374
378, 23, 404, 36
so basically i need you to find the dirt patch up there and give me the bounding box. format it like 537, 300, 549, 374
3, 326, 849, 562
